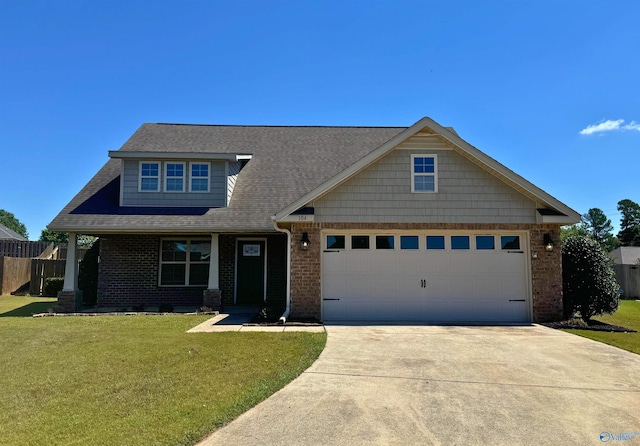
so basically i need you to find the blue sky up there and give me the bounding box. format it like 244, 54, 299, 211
1, 0, 638, 239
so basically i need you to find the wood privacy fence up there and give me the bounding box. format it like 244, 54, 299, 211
614, 265, 640, 299
30, 259, 67, 296
0, 240, 52, 258
0, 257, 32, 295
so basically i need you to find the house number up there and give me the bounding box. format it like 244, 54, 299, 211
297, 215, 307, 221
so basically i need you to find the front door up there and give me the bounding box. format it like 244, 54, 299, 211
236, 240, 266, 305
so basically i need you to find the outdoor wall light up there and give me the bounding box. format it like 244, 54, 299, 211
301, 232, 310, 250
543, 233, 555, 252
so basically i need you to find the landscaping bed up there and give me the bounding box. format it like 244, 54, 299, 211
542, 318, 636, 333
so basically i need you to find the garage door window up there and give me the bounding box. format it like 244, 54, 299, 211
501, 235, 520, 250
327, 235, 345, 249
352, 235, 370, 249
400, 235, 419, 250
451, 236, 470, 250
476, 236, 495, 250
426, 236, 445, 250
376, 235, 395, 249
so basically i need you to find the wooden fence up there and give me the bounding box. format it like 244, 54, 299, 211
30, 259, 67, 296
614, 264, 640, 299
0, 257, 32, 295
0, 240, 52, 258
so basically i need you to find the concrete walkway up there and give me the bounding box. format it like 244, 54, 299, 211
198, 324, 640, 446
187, 308, 325, 333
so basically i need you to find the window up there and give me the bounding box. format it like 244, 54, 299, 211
375, 235, 394, 249
400, 235, 419, 250
501, 235, 520, 250
165, 163, 185, 192
476, 236, 495, 250
140, 162, 160, 192
160, 239, 210, 286
411, 154, 437, 192
326, 235, 345, 249
451, 236, 470, 250
190, 162, 210, 192
351, 235, 370, 249
426, 236, 446, 250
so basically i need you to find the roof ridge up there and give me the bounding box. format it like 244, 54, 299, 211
150, 123, 407, 129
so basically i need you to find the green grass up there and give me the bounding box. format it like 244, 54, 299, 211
0, 296, 326, 446
563, 300, 640, 355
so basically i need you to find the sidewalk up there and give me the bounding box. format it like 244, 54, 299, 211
187, 307, 324, 333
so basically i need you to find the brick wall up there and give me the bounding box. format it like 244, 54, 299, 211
288, 222, 564, 322
98, 233, 287, 310
98, 235, 204, 307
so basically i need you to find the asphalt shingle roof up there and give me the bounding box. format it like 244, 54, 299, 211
0, 222, 27, 240
49, 124, 405, 233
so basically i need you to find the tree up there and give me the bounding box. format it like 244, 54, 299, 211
581, 208, 617, 251
39, 230, 96, 247
562, 235, 620, 321
617, 199, 640, 246
0, 209, 28, 239
560, 224, 587, 243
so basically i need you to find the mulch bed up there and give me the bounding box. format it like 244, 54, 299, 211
249, 307, 322, 326
542, 318, 636, 333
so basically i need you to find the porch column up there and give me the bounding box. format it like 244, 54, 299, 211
203, 233, 222, 310
58, 232, 82, 312
62, 232, 78, 291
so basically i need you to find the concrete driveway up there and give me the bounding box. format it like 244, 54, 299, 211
199, 325, 640, 446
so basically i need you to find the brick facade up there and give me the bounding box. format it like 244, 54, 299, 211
98, 233, 286, 310
289, 222, 564, 322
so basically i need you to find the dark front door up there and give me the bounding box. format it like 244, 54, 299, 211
236, 240, 266, 305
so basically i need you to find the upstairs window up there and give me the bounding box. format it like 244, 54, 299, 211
190, 162, 210, 192
411, 154, 437, 193
165, 163, 185, 192
139, 162, 160, 192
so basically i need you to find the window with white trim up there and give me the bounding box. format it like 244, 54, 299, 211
411, 154, 437, 192
160, 239, 210, 286
165, 162, 185, 192
190, 162, 210, 192
139, 162, 160, 192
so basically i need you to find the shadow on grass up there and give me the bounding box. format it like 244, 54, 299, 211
0, 301, 56, 317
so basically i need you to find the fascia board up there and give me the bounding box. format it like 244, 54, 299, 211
108, 151, 252, 161
274, 117, 433, 221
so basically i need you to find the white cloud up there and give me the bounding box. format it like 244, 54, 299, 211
579, 119, 624, 135
580, 119, 640, 135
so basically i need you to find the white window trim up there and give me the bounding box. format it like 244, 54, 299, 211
159, 238, 211, 287
139, 161, 161, 192
189, 161, 210, 193
164, 162, 186, 193
411, 154, 438, 193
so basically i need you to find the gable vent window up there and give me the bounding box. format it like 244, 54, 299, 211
165, 163, 185, 192
411, 154, 438, 193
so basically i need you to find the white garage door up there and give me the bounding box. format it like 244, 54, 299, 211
322, 232, 530, 323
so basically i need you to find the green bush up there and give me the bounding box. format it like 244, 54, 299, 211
43, 277, 65, 297
562, 235, 620, 320
78, 240, 100, 306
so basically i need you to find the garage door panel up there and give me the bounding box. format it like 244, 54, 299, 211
322, 232, 530, 323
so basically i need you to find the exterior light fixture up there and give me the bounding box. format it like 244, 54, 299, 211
301, 232, 310, 250
543, 233, 554, 252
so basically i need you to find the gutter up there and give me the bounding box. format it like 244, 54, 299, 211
271, 216, 291, 324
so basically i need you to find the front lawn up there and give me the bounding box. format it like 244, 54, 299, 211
563, 300, 640, 355
0, 296, 326, 446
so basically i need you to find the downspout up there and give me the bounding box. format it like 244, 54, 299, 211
271, 216, 291, 324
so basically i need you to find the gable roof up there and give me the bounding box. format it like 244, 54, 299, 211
48, 124, 404, 233
275, 117, 580, 224
609, 247, 640, 265
0, 222, 27, 241
48, 117, 580, 234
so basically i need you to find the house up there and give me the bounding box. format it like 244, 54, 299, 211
48, 117, 580, 322
0, 222, 28, 241
609, 247, 640, 299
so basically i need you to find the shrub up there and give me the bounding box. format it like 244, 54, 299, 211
562, 235, 620, 320
78, 240, 100, 306
43, 277, 64, 297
